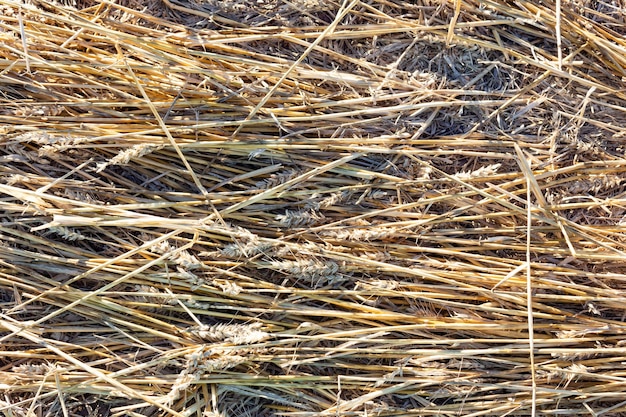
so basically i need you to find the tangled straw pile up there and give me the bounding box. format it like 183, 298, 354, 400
1, 0, 626, 415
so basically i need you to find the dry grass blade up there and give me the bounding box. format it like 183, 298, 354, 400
1, 0, 626, 416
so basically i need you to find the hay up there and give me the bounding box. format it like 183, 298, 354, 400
1, 0, 626, 415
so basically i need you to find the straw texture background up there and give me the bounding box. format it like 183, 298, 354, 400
1, 0, 626, 416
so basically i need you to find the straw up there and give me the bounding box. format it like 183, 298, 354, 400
1, 0, 625, 416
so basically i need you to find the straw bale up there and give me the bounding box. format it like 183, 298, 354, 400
1, 0, 626, 416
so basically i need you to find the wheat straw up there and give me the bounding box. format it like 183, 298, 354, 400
1, 0, 625, 416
